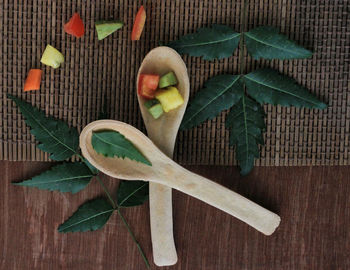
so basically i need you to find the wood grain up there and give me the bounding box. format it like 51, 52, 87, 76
1, 161, 349, 270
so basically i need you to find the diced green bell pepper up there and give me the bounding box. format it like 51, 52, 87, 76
158, 71, 178, 88
144, 99, 164, 119
95, 20, 124, 40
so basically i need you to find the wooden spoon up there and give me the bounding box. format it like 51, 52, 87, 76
80, 120, 281, 239
136, 46, 189, 266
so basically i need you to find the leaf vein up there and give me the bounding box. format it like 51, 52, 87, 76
59, 209, 114, 231
182, 76, 240, 126
119, 183, 148, 207
245, 32, 303, 56
175, 33, 241, 48
244, 76, 320, 106
23, 175, 93, 185
19, 104, 77, 154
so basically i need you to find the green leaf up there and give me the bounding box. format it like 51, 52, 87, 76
83, 158, 99, 175
117, 181, 149, 207
180, 75, 244, 130
91, 130, 152, 166
168, 25, 241, 60
8, 95, 79, 161
58, 198, 114, 233
13, 162, 93, 194
243, 69, 327, 109
244, 26, 313, 59
226, 95, 265, 176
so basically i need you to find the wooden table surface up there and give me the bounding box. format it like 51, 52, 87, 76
1, 161, 349, 270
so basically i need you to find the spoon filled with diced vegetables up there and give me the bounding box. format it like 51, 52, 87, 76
136, 46, 190, 266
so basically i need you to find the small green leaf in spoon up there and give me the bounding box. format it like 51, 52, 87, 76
91, 130, 152, 166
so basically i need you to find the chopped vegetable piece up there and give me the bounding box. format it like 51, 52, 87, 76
64, 13, 85, 38
142, 74, 159, 90
144, 99, 164, 119
95, 20, 124, 40
40, 45, 64, 69
131, 6, 146, 40
24, 69, 42, 92
144, 99, 160, 108
138, 75, 156, 99
155, 86, 184, 112
159, 71, 178, 88
139, 85, 155, 99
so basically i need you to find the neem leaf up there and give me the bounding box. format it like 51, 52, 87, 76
58, 198, 114, 233
8, 94, 79, 161
244, 26, 313, 59
13, 162, 93, 194
180, 75, 243, 130
226, 95, 265, 176
168, 24, 241, 60
244, 69, 327, 109
117, 180, 149, 207
91, 130, 152, 166
83, 158, 99, 175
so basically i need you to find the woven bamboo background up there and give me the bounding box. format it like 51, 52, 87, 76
0, 0, 349, 165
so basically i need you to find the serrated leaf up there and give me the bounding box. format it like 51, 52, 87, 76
58, 198, 114, 233
13, 162, 93, 194
83, 158, 99, 175
226, 95, 265, 176
168, 24, 241, 60
8, 95, 79, 161
91, 130, 152, 166
243, 69, 327, 109
244, 26, 313, 59
117, 181, 149, 207
180, 75, 244, 130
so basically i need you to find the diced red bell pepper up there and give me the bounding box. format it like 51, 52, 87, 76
138, 74, 157, 99
131, 6, 146, 40
142, 74, 159, 90
64, 13, 85, 38
24, 69, 42, 91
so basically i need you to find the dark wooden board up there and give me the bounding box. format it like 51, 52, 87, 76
1, 161, 349, 269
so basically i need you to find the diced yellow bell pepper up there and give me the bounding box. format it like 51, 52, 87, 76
155, 86, 184, 113
40, 45, 64, 69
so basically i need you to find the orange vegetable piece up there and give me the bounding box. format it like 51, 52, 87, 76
138, 75, 156, 99
64, 13, 85, 38
24, 69, 42, 92
131, 6, 146, 40
141, 74, 159, 90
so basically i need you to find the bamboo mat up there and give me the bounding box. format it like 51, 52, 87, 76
1, 0, 349, 165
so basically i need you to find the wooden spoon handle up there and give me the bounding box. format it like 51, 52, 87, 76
161, 165, 281, 235
148, 140, 177, 266
149, 183, 177, 266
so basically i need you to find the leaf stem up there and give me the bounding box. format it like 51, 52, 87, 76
77, 153, 117, 209
239, 0, 249, 74
117, 209, 151, 269
95, 174, 117, 209
78, 153, 150, 269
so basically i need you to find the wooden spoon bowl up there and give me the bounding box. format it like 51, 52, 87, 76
137, 46, 189, 155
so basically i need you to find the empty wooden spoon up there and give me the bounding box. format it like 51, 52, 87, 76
136, 46, 189, 266
80, 120, 281, 238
